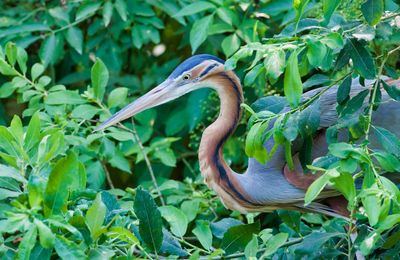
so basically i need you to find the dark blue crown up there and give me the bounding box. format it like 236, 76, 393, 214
168, 54, 225, 79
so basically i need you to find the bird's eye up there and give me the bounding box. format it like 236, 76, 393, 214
182, 74, 191, 80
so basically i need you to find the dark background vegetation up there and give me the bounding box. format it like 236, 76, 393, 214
0, 0, 400, 258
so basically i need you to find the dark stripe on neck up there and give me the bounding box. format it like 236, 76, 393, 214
211, 72, 258, 206
200, 63, 219, 78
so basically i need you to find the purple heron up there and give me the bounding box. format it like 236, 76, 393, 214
96, 54, 400, 217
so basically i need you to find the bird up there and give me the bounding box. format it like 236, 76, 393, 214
95, 54, 400, 217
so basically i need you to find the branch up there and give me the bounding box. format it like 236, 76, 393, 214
127, 118, 165, 206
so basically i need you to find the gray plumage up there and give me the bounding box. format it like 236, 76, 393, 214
238, 78, 400, 211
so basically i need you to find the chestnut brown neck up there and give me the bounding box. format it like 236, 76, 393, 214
198, 70, 255, 206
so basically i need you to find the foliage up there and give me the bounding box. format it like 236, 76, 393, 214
0, 0, 400, 258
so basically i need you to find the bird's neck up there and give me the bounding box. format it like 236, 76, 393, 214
198, 71, 255, 211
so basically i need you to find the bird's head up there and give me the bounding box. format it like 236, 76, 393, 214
95, 54, 225, 131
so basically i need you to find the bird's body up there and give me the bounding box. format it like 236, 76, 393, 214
96, 54, 400, 217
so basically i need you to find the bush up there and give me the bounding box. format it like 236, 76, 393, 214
0, 0, 400, 258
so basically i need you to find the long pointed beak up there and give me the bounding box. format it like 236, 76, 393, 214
95, 80, 172, 131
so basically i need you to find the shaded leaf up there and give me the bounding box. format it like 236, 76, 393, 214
373, 126, 400, 157
347, 39, 376, 79
221, 222, 260, 255
134, 187, 163, 252
361, 0, 384, 26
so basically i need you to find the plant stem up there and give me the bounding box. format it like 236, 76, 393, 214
95, 101, 165, 205
129, 118, 165, 206
101, 160, 115, 189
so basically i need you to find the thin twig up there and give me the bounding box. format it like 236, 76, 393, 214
101, 161, 115, 189
94, 102, 165, 205
182, 158, 197, 178
127, 118, 165, 206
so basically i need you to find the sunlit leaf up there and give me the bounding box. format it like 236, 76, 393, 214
190, 15, 213, 53
284, 50, 303, 108
91, 58, 109, 101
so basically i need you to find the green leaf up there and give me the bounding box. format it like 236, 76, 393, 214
17, 225, 37, 260
174, 1, 216, 17
298, 99, 320, 137
45, 90, 86, 105
31, 63, 44, 81
221, 34, 241, 57
39, 34, 56, 67
134, 187, 163, 252
284, 50, 303, 108
44, 152, 79, 216
0, 58, 17, 75
103, 1, 113, 26
244, 64, 264, 86
0, 188, 20, 200
245, 122, 269, 164
292, 231, 343, 254
108, 87, 128, 108
159, 205, 188, 237
71, 104, 99, 120
322, 0, 341, 24
306, 40, 327, 68
114, 0, 127, 21
305, 168, 339, 205
361, 0, 384, 26
374, 152, 400, 172
361, 188, 384, 226
0, 126, 19, 157
65, 27, 83, 54
16, 47, 28, 74
75, 2, 101, 21
264, 49, 286, 80
244, 235, 258, 259
5, 42, 17, 66
0, 164, 26, 183
177, 201, 197, 224
328, 142, 354, 158
340, 89, 369, 115
373, 126, 400, 157
337, 75, 352, 104
216, 7, 239, 26
347, 39, 376, 79
190, 15, 213, 53
91, 58, 109, 101
154, 148, 176, 167
28, 175, 44, 208
108, 226, 139, 245
382, 80, 400, 101
332, 172, 356, 206
10, 115, 23, 145
192, 220, 212, 250
54, 236, 86, 260
261, 233, 289, 257
321, 32, 344, 49
34, 219, 55, 249
86, 193, 107, 240
221, 222, 260, 255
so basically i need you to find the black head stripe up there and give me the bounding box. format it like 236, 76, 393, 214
200, 63, 219, 78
